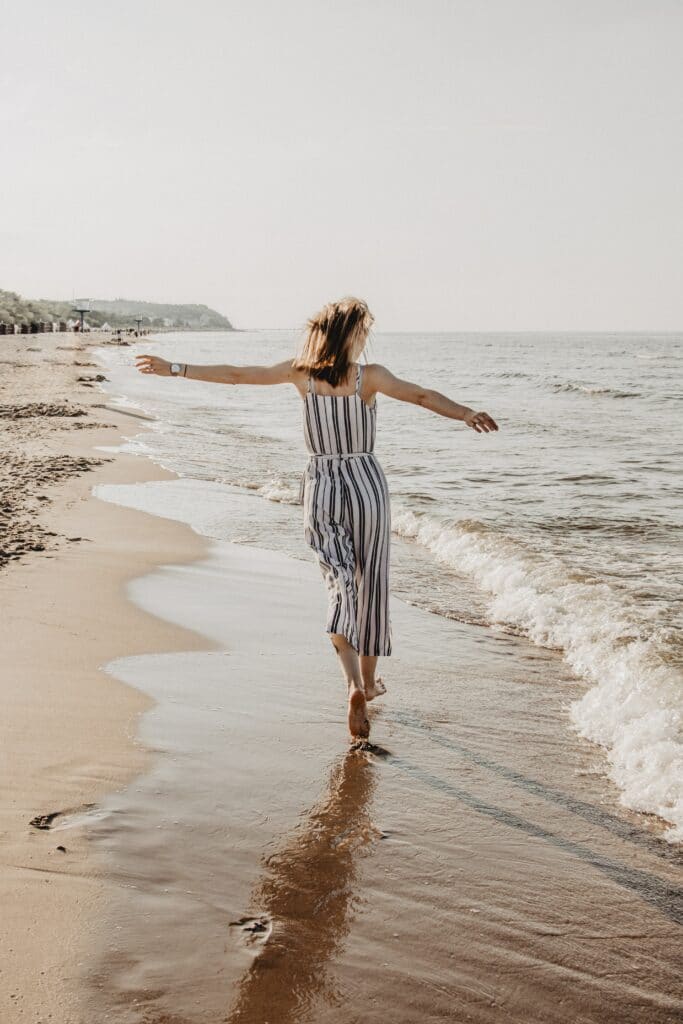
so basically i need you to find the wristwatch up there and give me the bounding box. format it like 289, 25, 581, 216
170, 362, 182, 376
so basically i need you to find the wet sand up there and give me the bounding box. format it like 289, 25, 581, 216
81, 529, 682, 1023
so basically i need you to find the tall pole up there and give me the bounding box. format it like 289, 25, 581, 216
72, 300, 90, 332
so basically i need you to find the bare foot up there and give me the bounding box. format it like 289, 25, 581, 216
348, 688, 370, 739
364, 676, 387, 702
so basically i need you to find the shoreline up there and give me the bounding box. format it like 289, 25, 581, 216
0, 333, 216, 1022
79, 501, 683, 1023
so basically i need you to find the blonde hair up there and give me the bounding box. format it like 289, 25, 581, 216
294, 296, 374, 387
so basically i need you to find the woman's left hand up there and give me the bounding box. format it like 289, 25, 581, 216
464, 410, 499, 433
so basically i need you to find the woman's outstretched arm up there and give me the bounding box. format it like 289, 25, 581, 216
135, 355, 296, 386
367, 363, 499, 434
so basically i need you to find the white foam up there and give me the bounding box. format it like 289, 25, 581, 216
256, 478, 300, 504
393, 507, 683, 841
635, 350, 678, 360
552, 381, 641, 398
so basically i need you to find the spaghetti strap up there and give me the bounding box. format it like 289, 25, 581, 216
307, 373, 315, 395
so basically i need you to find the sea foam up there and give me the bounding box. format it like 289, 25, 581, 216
550, 381, 641, 398
393, 507, 683, 841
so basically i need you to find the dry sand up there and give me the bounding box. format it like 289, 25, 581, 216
1, 332, 681, 1024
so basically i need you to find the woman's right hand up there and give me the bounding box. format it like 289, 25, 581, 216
135, 354, 171, 375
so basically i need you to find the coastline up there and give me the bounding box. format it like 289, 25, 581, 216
0, 333, 214, 1022
1, 332, 681, 1023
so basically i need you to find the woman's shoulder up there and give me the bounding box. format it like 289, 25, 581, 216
285, 360, 312, 398
360, 362, 389, 384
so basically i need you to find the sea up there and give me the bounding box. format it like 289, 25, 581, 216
94, 330, 683, 842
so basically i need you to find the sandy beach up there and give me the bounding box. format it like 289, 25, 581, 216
0, 333, 211, 1021
1, 332, 681, 1023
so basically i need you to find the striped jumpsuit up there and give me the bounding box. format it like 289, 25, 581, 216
300, 364, 392, 657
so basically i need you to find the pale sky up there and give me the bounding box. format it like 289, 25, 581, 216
1, 0, 681, 331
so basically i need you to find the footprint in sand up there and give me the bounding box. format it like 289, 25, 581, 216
349, 739, 391, 757
29, 802, 97, 831
229, 915, 273, 949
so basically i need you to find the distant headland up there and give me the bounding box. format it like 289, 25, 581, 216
0, 290, 234, 332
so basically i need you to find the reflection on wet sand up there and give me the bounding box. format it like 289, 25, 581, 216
226, 748, 379, 1024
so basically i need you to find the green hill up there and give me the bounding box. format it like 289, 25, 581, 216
0, 290, 234, 330
86, 299, 233, 330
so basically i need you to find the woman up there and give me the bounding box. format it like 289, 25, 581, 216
136, 297, 498, 742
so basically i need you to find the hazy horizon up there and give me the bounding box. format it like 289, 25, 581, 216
2, 1, 682, 332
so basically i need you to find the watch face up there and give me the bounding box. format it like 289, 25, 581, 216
171, 363, 180, 374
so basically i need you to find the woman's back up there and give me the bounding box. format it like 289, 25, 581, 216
303, 363, 377, 457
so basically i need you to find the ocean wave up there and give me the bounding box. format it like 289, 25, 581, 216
636, 350, 680, 361
211, 474, 301, 505
488, 370, 534, 380
256, 479, 301, 504
551, 382, 641, 398
393, 507, 683, 842
533, 513, 674, 538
